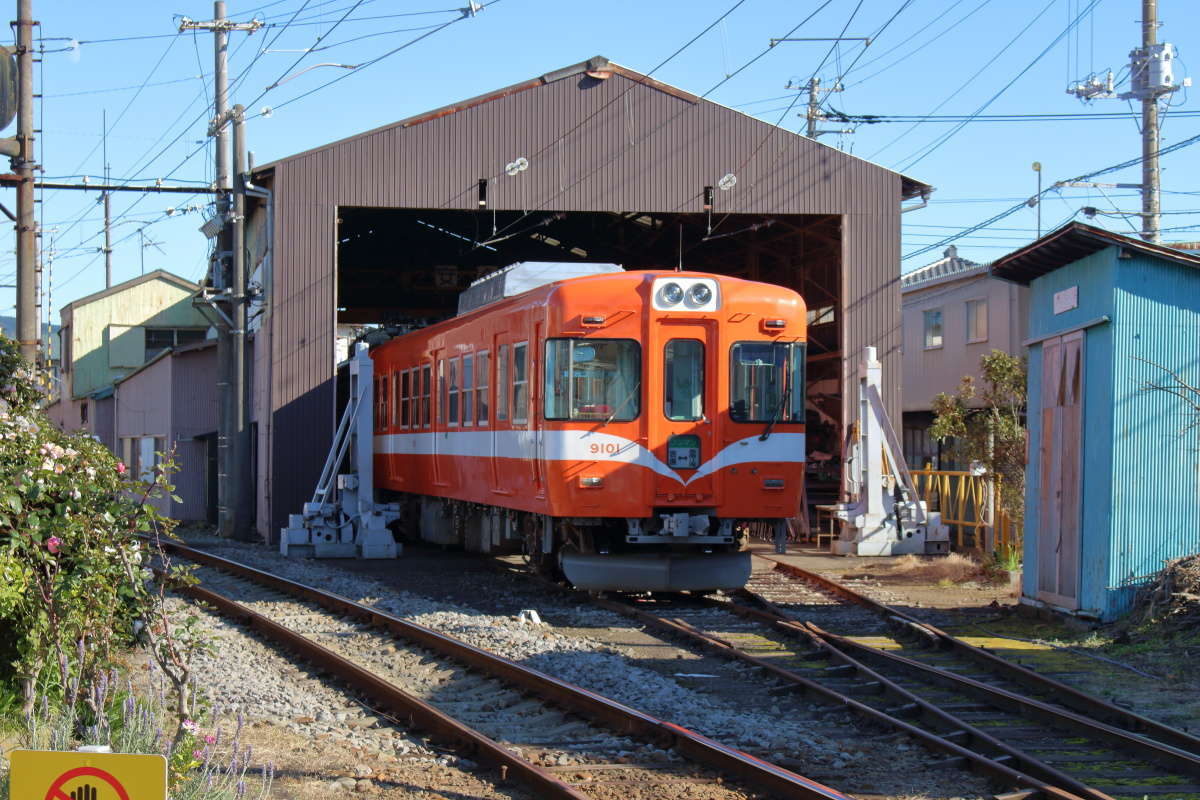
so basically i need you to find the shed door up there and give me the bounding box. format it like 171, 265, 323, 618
1037, 332, 1083, 609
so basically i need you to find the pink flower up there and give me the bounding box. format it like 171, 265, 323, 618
203, 734, 216, 744
46, 536, 61, 554
193, 749, 205, 760
116, 462, 127, 474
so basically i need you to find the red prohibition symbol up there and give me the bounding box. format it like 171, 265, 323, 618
45, 767, 131, 800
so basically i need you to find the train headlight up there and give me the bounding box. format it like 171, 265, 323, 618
688, 283, 712, 305
660, 282, 684, 305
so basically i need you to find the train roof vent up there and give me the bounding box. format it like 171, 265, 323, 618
457, 261, 623, 315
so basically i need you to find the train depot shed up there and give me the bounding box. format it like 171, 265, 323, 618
246, 55, 930, 538
991, 223, 1200, 620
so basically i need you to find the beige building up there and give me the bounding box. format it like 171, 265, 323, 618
45, 270, 211, 447
900, 246, 1029, 468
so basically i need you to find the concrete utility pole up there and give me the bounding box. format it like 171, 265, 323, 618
1139, 0, 1161, 243
1066, 0, 1188, 242
180, 3, 261, 539
13, 0, 36, 363
101, 110, 112, 288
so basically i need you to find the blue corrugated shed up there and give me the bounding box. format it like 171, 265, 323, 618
992, 223, 1200, 621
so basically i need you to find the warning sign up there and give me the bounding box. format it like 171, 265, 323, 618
10, 750, 166, 800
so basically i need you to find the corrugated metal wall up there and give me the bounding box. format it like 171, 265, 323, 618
1105, 254, 1200, 616
264, 67, 910, 535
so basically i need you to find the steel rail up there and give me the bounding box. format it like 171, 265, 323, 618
155, 539, 855, 800
804, 622, 1200, 780
176, 581, 591, 800
758, 554, 1200, 756
592, 595, 1091, 800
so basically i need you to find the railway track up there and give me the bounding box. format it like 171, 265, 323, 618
585, 556, 1200, 800
153, 538, 854, 800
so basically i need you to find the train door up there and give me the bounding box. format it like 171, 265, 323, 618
655, 322, 716, 504
432, 353, 449, 489
531, 322, 545, 497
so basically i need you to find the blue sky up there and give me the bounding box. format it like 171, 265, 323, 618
5, 0, 1198, 322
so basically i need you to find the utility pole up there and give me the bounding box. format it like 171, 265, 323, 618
786, 76, 854, 140
13, 0, 36, 363
100, 110, 112, 287
1066, 0, 1189, 242
231, 104, 251, 534
1139, 0, 1161, 243
180, 3, 261, 539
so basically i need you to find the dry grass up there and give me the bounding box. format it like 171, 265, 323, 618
885, 552, 984, 584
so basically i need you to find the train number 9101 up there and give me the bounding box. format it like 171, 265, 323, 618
589, 442, 622, 456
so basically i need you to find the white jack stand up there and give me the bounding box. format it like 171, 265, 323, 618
830, 347, 950, 557
280, 345, 401, 559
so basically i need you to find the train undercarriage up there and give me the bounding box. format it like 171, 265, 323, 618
404, 493, 757, 592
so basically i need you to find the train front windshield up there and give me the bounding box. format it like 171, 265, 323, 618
544, 339, 641, 421
729, 341, 805, 423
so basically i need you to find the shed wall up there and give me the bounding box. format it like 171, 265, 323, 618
1105, 255, 1200, 616
265, 70, 906, 535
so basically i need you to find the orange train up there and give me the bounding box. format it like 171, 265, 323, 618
370, 270, 806, 591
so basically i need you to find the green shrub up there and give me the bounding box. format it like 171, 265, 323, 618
0, 333, 171, 715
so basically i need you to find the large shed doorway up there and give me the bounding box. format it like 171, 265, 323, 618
334, 205, 845, 504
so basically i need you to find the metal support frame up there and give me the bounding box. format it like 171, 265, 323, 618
279, 344, 400, 559
830, 347, 949, 556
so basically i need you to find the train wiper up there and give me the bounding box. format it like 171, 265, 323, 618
602, 382, 641, 427
759, 384, 790, 441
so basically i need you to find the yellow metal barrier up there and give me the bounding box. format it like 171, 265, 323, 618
909, 467, 1022, 553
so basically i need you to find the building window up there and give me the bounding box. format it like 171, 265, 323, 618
512, 342, 528, 425
496, 344, 509, 421
462, 353, 474, 426
145, 327, 207, 361
966, 298, 988, 343
421, 364, 431, 428
923, 309, 943, 349
476, 351, 489, 425
80, 401, 89, 425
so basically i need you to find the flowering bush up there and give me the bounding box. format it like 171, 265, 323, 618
0, 333, 176, 718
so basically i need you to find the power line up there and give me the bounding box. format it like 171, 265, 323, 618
902, 127, 1200, 261
896, 0, 1103, 171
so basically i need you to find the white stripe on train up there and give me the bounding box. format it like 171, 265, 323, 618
374, 430, 805, 487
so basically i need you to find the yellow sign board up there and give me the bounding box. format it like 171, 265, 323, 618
10, 750, 166, 800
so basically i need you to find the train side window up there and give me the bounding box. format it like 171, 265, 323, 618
665, 339, 704, 421
448, 357, 460, 426
438, 359, 446, 426
421, 364, 431, 428
512, 342, 528, 425
476, 350, 489, 426
377, 376, 389, 429
462, 353, 474, 426
399, 370, 410, 428
496, 344, 509, 421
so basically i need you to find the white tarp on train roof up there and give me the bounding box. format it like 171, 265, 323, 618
457, 261, 623, 315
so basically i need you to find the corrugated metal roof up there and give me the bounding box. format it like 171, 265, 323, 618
255, 55, 930, 200
991, 222, 1200, 285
